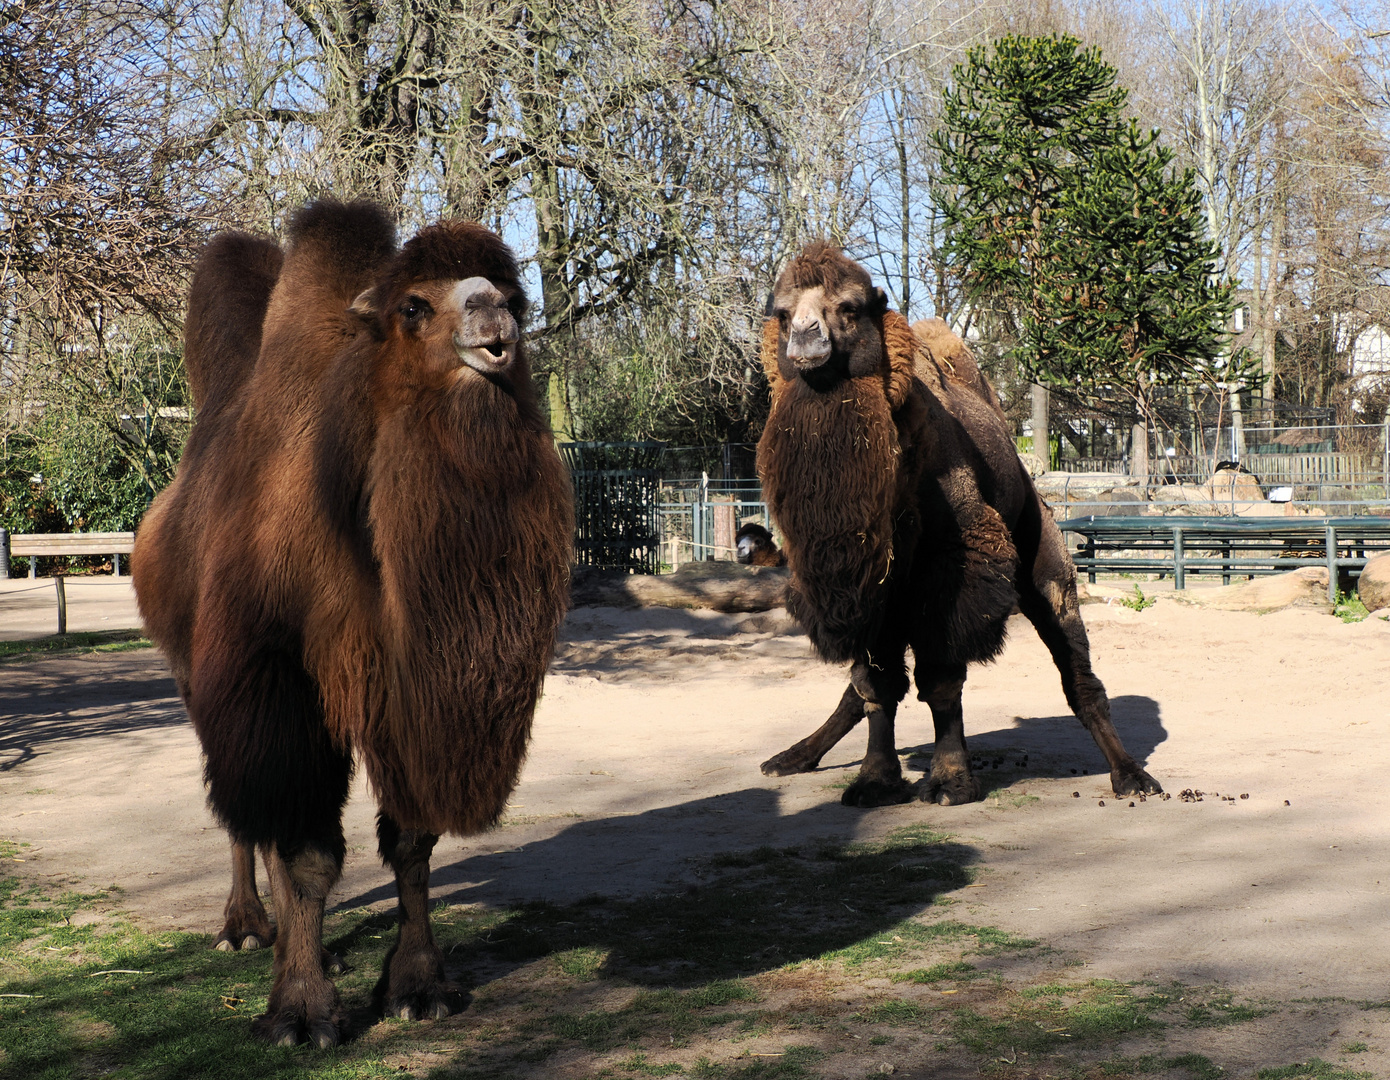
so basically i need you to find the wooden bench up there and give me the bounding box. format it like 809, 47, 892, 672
2, 531, 136, 579
1057, 516, 1390, 602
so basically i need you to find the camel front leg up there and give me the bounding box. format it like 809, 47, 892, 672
913, 665, 982, 805
840, 658, 913, 808
214, 838, 273, 951
761, 682, 864, 775
253, 844, 348, 1048
374, 814, 461, 1021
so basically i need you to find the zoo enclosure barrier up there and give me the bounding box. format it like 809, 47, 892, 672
1058, 516, 1390, 603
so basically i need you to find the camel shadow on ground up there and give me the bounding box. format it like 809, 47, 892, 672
329, 787, 986, 995
896, 694, 1167, 786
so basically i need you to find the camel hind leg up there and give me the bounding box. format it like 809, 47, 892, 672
760, 682, 864, 776
1019, 522, 1161, 796
214, 839, 273, 951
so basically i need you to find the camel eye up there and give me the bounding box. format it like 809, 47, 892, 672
839, 302, 859, 317
400, 296, 432, 322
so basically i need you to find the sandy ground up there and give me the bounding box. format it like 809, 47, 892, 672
0, 575, 139, 640
2, 579, 1389, 1065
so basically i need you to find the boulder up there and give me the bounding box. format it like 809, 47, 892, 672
1150, 483, 1213, 515
1206, 468, 1265, 506
1170, 566, 1332, 614
571, 561, 789, 612
1357, 552, 1390, 613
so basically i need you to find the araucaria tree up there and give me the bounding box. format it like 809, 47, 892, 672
933, 34, 1236, 461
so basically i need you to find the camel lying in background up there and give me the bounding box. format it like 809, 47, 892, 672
757, 243, 1160, 808
735, 522, 786, 566
134, 200, 572, 1046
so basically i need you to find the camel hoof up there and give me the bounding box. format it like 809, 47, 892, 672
760, 748, 817, 776
322, 949, 347, 975
215, 939, 235, 952
242, 935, 263, 951
387, 989, 459, 1023
919, 772, 983, 806
253, 1004, 349, 1048
309, 1020, 342, 1050
1112, 767, 1162, 796
841, 777, 913, 807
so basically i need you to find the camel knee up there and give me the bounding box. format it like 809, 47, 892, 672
917, 677, 965, 712
280, 846, 342, 903
850, 660, 908, 706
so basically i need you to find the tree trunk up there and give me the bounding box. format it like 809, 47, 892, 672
1031, 384, 1049, 467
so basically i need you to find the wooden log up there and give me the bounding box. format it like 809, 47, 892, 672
571, 562, 790, 612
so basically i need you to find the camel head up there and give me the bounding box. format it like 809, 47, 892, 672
353, 220, 529, 392
768, 242, 888, 391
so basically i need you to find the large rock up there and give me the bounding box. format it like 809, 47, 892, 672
1358, 552, 1390, 613
1170, 566, 1332, 614
1206, 468, 1265, 506
571, 561, 789, 612
1151, 483, 1216, 516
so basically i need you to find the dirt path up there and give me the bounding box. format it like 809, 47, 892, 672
2, 598, 1388, 1070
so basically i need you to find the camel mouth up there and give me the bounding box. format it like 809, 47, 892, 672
453, 334, 516, 375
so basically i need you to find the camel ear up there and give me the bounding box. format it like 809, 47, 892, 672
348, 288, 378, 321
871, 286, 889, 315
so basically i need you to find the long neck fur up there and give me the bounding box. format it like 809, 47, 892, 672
759, 375, 902, 664
361, 375, 573, 835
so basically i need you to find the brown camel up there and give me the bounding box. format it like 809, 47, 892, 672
735, 521, 787, 566
133, 200, 573, 1046
756, 243, 1160, 807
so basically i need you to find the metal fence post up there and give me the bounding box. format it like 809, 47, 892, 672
1326, 522, 1338, 604
0, 529, 7, 580
1173, 526, 1185, 590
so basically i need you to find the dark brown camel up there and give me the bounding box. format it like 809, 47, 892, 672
735, 522, 787, 566
756, 243, 1160, 807
133, 200, 573, 1046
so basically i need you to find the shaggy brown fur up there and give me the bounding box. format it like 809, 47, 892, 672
735, 522, 787, 567
757, 244, 1160, 808
133, 200, 573, 1047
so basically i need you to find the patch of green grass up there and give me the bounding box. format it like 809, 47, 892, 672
1119, 584, 1157, 611
1090, 1053, 1224, 1079
1182, 990, 1271, 1027
984, 788, 1040, 808
1334, 591, 1369, 623
0, 871, 407, 1080
1341, 1042, 1369, 1054
859, 999, 925, 1025
553, 945, 606, 979
891, 961, 976, 984
1256, 1060, 1373, 1079
620, 1051, 686, 1074
688, 1045, 824, 1078
542, 982, 759, 1054
0, 629, 150, 661
951, 980, 1164, 1058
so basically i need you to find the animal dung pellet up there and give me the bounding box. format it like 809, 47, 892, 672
1098, 800, 1106, 806
1284, 800, 1291, 806
1072, 791, 1080, 798
1240, 793, 1249, 800
1129, 801, 1135, 807
1070, 768, 1078, 774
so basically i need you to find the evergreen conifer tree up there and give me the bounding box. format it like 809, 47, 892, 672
933, 35, 1241, 453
